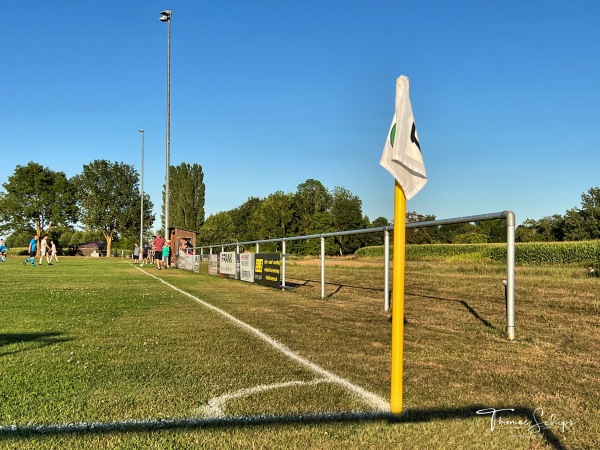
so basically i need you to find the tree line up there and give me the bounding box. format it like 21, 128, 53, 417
0, 161, 155, 256
197, 180, 390, 256
199, 185, 600, 252
514, 187, 600, 242
2, 160, 598, 256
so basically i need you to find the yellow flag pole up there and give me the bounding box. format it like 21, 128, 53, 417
390, 180, 406, 414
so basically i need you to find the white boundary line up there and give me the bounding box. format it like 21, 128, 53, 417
139, 266, 389, 412
0, 266, 390, 435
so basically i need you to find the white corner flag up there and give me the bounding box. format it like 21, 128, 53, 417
380, 75, 427, 200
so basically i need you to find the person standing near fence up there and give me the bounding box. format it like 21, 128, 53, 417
153, 234, 166, 270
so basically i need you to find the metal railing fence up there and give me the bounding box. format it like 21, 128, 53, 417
194, 210, 516, 340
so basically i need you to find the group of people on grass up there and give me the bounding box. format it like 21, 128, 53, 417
132, 234, 191, 270
0, 230, 198, 269
132, 233, 172, 270
23, 234, 58, 267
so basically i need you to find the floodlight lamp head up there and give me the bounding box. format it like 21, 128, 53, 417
138, 129, 144, 132
159, 10, 172, 21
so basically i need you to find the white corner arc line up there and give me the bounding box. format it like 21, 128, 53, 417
138, 266, 389, 412
201, 379, 330, 417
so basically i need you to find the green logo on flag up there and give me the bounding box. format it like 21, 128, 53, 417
390, 123, 396, 147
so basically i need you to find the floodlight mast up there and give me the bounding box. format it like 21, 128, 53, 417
138, 129, 144, 252
159, 9, 171, 238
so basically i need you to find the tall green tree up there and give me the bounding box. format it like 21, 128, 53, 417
563, 208, 589, 241
405, 211, 436, 244
361, 216, 391, 247
163, 163, 205, 232
74, 160, 153, 256
579, 187, 600, 239
330, 186, 363, 255
0, 162, 78, 237
515, 215, 564, 242
199, 211, 235, 246
474, 219, 507, 243
293, 179, 333, 235
250, 191, 296, 243
229, 197, 263, 242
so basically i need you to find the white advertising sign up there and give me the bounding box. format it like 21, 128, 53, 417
239, 253, 255, 282
219, 252, 237, 276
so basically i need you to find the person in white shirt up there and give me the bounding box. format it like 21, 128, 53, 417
39, 235, 52, 265
49, 239, 59, 263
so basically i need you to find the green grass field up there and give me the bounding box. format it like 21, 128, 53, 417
0, 255, 596, 449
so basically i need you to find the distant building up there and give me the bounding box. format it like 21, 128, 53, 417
69, 241, 105, 257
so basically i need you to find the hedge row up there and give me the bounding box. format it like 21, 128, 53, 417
354, 241, 600, 265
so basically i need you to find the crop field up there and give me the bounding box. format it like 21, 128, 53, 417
0, 255, 597, 449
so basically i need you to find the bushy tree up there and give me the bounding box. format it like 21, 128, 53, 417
293, 179, 332, 234
563, 208, 590, 241
199, 211, 235, 246
229, 197, 263, 243
0, 162, 78, 237
406, 211, 436, 244
6, 230, 35, 248
475, 219, 507, 243
578, 187, 600, 239
330, 187, 363, 255
515, 215, 564, 242
250, 191, 296, 242
74, 160, 153, 257
359, 216, 391, 247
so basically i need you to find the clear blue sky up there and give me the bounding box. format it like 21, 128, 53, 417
2, 0, 599, 231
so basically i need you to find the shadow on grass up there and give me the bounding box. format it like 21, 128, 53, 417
0, 406, 567, 449
406, 292, 497, 330
287, 278, 498, 333
290, 278, 386, 297
0, 332, 72, 357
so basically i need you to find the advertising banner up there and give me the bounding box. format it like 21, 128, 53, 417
208, 254, 219, 276
219, 252, 238, 279
254, 253, 281, 288
239, 253, 255, 282
177, 254, 193, 271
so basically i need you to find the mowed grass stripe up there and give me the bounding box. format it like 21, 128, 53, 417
0, 258, 377, 427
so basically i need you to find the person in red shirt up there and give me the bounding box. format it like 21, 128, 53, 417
153, 234, 166, 270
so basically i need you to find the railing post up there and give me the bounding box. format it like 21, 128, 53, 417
321, 236, 325, 299
505, 211, 516, 340
384, 229, 390, 311
281, 239, 286, 289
